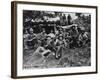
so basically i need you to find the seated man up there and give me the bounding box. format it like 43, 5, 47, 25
27, 28, 36, 49
55, 34, 66, 59
23, 30, 30, 50
45, 36, 56, 56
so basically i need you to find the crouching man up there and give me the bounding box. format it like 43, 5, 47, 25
33, 42, 51, 63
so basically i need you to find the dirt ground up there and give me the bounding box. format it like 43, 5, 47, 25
23, 47, 91, 69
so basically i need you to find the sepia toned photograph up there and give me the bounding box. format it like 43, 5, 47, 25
23, 10, 91, 69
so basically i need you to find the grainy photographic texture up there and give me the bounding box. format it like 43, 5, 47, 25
23, 10, 91, 69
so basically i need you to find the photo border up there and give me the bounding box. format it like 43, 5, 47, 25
11, 1, 98, 78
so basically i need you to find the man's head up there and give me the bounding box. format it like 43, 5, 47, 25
29, 28, 33, 34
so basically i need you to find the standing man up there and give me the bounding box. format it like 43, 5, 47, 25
67, 14, 72, 25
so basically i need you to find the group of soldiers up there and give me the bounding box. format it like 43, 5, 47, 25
23, 24, 90, 59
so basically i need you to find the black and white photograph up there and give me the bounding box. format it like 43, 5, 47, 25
23, 10, 91, 69
11, 1, 97, 78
